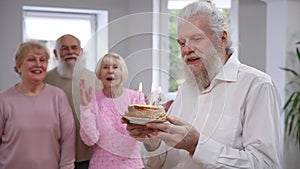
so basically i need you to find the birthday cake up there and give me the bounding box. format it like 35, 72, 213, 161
126, 104, 166, 120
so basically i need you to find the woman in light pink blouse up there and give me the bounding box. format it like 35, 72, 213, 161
0, 41, 75, 169
79, 53, 145, 169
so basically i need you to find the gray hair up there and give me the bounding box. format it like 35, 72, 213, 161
95, 52, 129, 84
178, 0, 233, 55
55, 34, 81, 50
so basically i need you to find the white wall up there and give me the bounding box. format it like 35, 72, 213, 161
125, 0, 154, 93
265, 1, 287, 168
238, 0, 267, 72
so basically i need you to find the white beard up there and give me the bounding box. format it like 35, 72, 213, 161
184, 46, 224, 91
183, 60, 209, 92
57, 54, 82, 79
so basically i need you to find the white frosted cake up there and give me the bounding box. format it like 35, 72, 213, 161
126, 104, 166, 120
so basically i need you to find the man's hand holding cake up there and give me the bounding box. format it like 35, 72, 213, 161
121, 83, 168, 151
122, 114, 199, 154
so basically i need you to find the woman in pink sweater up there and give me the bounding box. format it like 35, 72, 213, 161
0, 41, 75, 169
79, 53, 145, 169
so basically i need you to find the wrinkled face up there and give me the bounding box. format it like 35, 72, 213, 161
177, 14, 225, 88
18, 49, 48, 83
55, 35, 81, 65
98, 57, 122, 88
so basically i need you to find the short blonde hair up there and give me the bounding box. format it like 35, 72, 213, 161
95, 52, 129, 84
14, 40, 50, 74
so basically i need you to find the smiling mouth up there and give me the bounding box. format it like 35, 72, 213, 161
63, 55, 77, 62
185, 57, 201, 64
65, 57, 77, 62
187, 57, 200, 62
31, 70, 43, 74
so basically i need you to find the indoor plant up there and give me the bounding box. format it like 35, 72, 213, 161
281, 41, 300, 147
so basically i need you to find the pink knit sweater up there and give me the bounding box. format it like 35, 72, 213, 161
80, 88, 145, 169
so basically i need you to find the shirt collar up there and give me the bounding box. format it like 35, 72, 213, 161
214, 52, 240, 82
202, 52, 240, 93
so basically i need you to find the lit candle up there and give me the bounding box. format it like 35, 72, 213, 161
149, 83, 154, 105
138, 82, 143, 104
155, 86, 162, 106
139, 82, 143, 92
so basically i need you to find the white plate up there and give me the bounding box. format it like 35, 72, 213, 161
122, 115, 166, 125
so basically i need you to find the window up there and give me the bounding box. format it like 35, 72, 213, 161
23, 6, 108, 71
167, 0, 231, 93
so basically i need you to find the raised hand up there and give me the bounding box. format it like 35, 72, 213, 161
79, 79, 93, 106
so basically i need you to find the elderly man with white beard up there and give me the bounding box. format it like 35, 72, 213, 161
123, 1, 282, 169
44, 34, 101, 169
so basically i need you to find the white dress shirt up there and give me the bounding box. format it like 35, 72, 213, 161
142, 53, 282, 169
